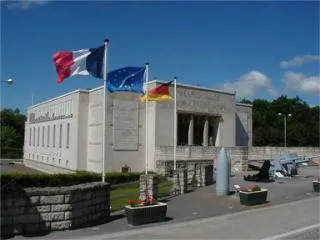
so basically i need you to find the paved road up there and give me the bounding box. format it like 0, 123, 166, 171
78, 197, 320, 240
14, 196, 319, 240
267, 225, 320, 240
0, 161, 41, 174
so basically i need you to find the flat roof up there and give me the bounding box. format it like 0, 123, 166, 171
236, 102, 253, 107
147, 79, 236, 96
28, 79, 237, 111
28, 85, 104, 111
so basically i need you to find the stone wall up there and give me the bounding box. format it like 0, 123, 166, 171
155, 146, 320, 173
1, 182, 110, 238
156, 160, 214, 191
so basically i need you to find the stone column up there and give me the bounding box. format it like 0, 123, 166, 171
179, 169, 188, 194
203, 116, 209, 147
215, 116, 222, 146
171, 169, 188, 195
139, 174, 158, 201
195, 164, 202, 187
188, 115, 194, 146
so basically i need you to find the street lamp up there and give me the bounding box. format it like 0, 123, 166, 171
278, 112, 292, 149
1, 79, 13, 85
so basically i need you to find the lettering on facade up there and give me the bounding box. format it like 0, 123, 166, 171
29, 112, 73, 124
176, 88, 232, 114
112, 100, 139, 150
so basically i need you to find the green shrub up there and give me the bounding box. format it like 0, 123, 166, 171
0, 171, 141, 188
0, 147, 23, 159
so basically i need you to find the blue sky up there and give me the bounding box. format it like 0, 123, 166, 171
1, 0, 319, 113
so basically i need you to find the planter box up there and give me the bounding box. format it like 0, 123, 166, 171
239, 189, 268, 206
125, 202, 167, 226
313, 181, 320, 192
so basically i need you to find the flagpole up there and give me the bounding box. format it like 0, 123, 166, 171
145, 62, 149, 175
102, 39, 109, 183
173, 77, 177, 170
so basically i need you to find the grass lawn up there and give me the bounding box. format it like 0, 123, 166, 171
110, 179, 173, 212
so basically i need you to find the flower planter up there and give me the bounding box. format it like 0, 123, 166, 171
239, 189, 268, 206
125, 202, 167, 226
313, 181, 320, 192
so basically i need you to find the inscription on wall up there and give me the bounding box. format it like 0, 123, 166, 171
29, 113, 73, 124
176, 88, 234, 114
112, 100, 139, 150
29, 100, 73, 124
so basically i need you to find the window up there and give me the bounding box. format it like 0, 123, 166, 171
59, 159, 61, 165
66, 160, 69, 168
37, 127, 40, 146
29, 128, 32, 146
59, 124, 62, 148
47, 125, 50, 147
53, 125, 56, 147
66, 123, 70, 148
42, 126, 45, 147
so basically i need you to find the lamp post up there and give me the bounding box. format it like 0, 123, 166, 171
278, 113, 292, 150
1, 79, 13, 85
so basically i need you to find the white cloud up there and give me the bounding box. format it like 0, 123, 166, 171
280, 55, 320, 68
4, 0, 50, 10
283, 71, 320, 93
217, 70, 277, 98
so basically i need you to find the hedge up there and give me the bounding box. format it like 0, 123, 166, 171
0, 147, 23, 159
0, 171, 141, 188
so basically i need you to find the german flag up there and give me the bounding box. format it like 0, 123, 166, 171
140, 80, 173, 102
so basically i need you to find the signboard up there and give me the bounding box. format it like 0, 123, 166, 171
112, 100, 139, 150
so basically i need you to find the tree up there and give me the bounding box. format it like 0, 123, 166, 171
241, 96, 319, 146
0, 108, 27, 158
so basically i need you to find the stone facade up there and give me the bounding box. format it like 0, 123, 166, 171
157, 160, 214, 194
1, 182, 110, 238
171, 169, 188, 195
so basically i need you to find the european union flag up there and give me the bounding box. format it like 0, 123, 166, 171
107, 66, 146, 93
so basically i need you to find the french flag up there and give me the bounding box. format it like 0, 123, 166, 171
53, 45, 105, 83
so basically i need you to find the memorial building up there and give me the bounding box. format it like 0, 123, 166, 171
23, 80, 252, 174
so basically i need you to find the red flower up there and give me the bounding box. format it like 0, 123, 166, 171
128, 199, 135, 206
250, 185, 261, 191
240, 187, 248, 192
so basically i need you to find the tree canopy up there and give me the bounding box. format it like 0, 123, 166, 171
240, 95, 319, 147
0, 108, 26, 158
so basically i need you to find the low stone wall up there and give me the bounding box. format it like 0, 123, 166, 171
156, 160, 214, 191
155, 146, 320, 173
1, 182, 110, 238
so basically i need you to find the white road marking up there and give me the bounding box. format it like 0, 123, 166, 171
262, 224, 320, 240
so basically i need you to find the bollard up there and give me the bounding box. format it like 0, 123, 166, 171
216, 147, 230, 196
